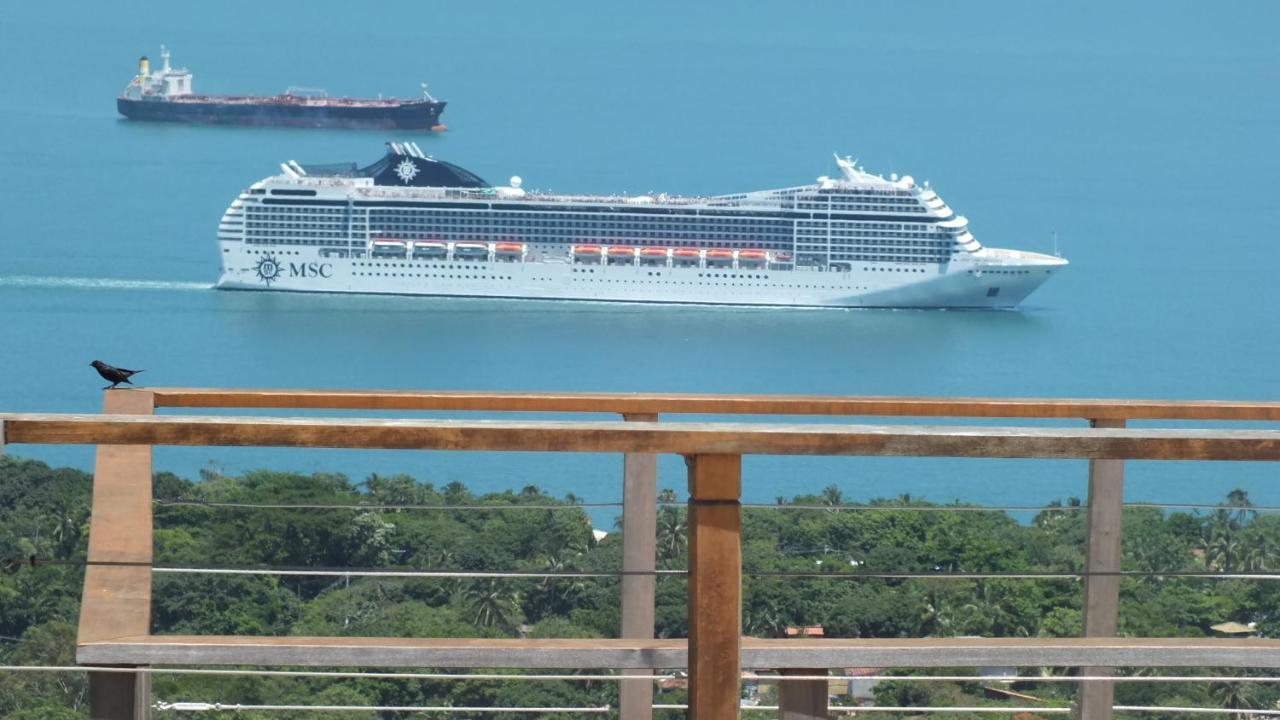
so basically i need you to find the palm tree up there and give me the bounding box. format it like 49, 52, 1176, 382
656, 492, 688, 566
743, 595, 790, 638
460, 579, 522, 632
529, 548, 586, 619
1205, 524, 1241, 572
1209, 680, 1260, 720
820, 485, 844, 507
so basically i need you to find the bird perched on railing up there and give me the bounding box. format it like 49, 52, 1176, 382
90, 360, 144, 389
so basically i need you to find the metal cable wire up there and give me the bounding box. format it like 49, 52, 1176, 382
686, 707, 1280, 716
660, 707, 1070, 712
155, 498, 622, 511
145, 566, 1280, 580
9, 557, 1280, 581
0, 665, 668, 680
152, 498, 1280, 513
155, 701, 612, 713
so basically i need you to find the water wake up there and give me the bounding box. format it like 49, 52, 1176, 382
0, 275, 211, 292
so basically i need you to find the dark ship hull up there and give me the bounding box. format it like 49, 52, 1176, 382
117, 96, 447, 130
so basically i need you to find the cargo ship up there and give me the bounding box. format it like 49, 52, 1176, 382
117, 47, 447, 130
215, 143, 1068, 308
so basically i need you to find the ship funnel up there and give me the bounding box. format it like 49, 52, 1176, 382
280, 162, 300, 179
409, 141, 427, 158
288, 160, 307, 176
139, 56, 150, 79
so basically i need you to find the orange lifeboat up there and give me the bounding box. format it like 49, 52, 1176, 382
738, 249, 768, 267
572, 244, 603, 262
607, 246, 637, 264
640, 247, 668, 265
673, 247, 701, 266
705, 248, 734, 267
495, 242, 526, 255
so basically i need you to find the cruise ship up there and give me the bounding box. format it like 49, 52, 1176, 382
216, 143, 1067, 308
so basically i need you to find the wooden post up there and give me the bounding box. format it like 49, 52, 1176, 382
83, 391, 155, 720
621, 413, 659, 720
687, 454, 742, 720
1078, 418, 1126, 720
779, 668, 831, 720
88, 669, 151, 720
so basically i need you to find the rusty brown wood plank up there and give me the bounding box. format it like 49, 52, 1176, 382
620, 413, 658, 720
145, 388, 1280, 421
78, 393, 155, 646
78, 635, 1280, 669
688, 454, 742, 720
779, 668, 831, 720
1080, 418, 1126, 720
5, 414, 1280, 460
80, 392, 155, 720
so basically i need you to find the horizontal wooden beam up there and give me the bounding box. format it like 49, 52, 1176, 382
5, 414, 1280, 460
78, 635, 1280, 669
145, 388, 1280, 421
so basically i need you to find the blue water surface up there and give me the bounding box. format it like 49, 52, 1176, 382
1, 2, 1277, 516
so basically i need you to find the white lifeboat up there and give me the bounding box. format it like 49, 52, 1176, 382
411, 241, 447, 258
452, 242, 489, 260
370, 240, 408, 258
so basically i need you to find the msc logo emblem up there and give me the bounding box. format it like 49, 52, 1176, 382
254, 255, 283, 285
394, 159, 419, 184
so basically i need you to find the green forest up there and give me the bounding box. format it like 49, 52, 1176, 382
2, 454, 1278, 719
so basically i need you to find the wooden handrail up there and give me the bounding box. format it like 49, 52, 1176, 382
4, 413, 1280, 459
145, 388, 1280, 421
77, 635, 1280, 669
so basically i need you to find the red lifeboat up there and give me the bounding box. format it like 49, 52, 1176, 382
495, 242, 526, 255
572, 244, 603, 259
738, 249, 768, 267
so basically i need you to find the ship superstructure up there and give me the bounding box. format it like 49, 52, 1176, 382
216, 143, 1067, 308
119, 47, 446, 130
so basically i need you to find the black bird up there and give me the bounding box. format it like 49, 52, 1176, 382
90, 360, 144, 389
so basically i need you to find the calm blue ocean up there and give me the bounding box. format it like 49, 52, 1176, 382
1, 2, 1277, 517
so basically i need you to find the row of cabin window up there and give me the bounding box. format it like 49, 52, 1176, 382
366, 212, 793, 226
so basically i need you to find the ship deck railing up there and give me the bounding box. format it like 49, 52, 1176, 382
2, 389, 1280, 719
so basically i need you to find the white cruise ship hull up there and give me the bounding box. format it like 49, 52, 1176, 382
216, 146, 1069, 309
218, 244, 1065, 309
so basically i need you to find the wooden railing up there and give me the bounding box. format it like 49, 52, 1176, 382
2, 390, 1279, 720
